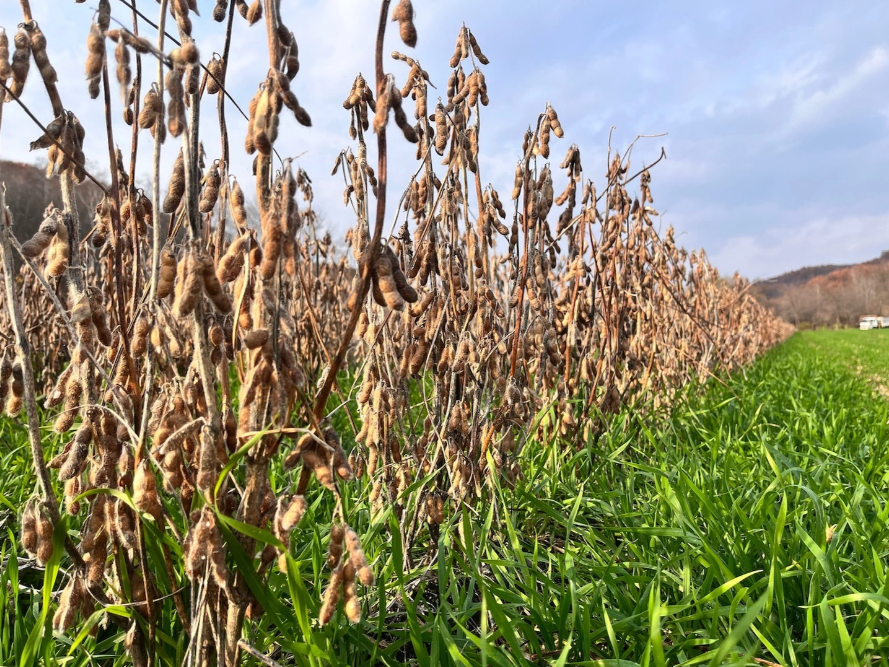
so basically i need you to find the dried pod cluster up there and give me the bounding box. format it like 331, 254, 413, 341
30, 112, 87, 183
245, 68, 311, 157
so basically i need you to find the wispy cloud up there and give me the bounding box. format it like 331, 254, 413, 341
711, 211, 889, 279
783, 47, 889, 132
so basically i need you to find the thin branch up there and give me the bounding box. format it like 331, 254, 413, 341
0, 80, 110, 194
0, 188, 56, 514
311, 0, 391, 425
236, 640, 285, 667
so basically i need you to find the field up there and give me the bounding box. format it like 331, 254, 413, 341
0, 1, 834, 665
1, 330, 888, 666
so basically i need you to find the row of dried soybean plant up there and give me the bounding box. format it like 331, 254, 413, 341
0, 0, 792, 664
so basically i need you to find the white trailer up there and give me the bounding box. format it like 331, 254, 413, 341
860, 316, 881, 330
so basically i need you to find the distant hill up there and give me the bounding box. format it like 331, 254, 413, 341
753, 252, 889, 327
753, 263, 852, 300
0, 159, 104, 241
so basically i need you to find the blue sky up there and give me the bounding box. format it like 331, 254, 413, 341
1, 0, 887, 279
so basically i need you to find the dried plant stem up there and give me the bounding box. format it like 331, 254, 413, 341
237, 640, 285, 667
18, 1, 62, 116
213, 0, 236, 263
139, 0, 169, 461
126, 2, 144, 318
177, 38, 221, 436
59, 173, 102, 423
8, 238, 119, 394
0, 188, 54, 512
99, 46, 142, 421
507, 121, 541, 380
0, 190, 126, 614
312, 0, 391, 425
563, 214, 586, 383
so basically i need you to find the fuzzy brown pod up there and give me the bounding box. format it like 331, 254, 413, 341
392, 100, 418, 143
165, 69, 186, 138
246, 0, 263, 25
34, 505, 55, 565
318, 566, 342, 626
184, 508, 229, 591
199, 253, 232, 314
217, 235, 246, 283
21, 500, 38, 556
138, 84, 162, 129
206, 55, 224, 95
536, 117, 552, 159
213, 0, 228, 21
53, 576, 90, 632
114, 40, 131, 93
184, 62, 200, 96
0, 30, 11, 82
370, 251, 403, 311
46, 222, 70, 277
301, 447, 336, 491
170, 0, 191, 22
199, 161, 221, 213
133, 461, 163, 522
170, 41, 199, 69
259, 222, 283, 278
84, 23, 104, 97
230, 178, 248, 229
284, 33, 300, 79
106, 28, 153, 55
344, 527, 374, 586
327, 523, 345, 568
448, 28, 466, 68
90, 292, 113, 346
163, 151, 185, 213
280, 88, 312, 127
373, 78, 392, 135
469, 32, 490, 65
8, 28, 31, 99
242, 328, 269, 349
59, 429, 90, 481
546, 105, 564, 138
391, 0, 417, 48
20, 214, 59, 257
342, 563, 361, 622
173, 252, 202, 319
434, 102, 447, 155
279, 495, 307, 532
157, 246, 178, 298
70, 293, 92, 324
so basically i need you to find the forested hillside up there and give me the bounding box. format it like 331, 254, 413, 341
753, 252, 889, 327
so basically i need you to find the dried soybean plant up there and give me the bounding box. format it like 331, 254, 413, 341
0, 0, 372, 663
331, 13, 792, 553
0, 0, 790, 663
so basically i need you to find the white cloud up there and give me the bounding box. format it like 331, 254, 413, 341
784, 46, 889, 131
711, 211, 889, 279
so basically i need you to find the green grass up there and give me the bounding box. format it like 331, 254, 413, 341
799, 328, 889, 379
3, 330, 889, 666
